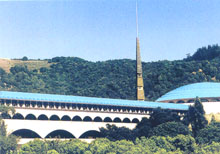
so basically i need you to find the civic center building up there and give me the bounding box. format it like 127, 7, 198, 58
1, 90, 188, 144
1, 4, 219, 144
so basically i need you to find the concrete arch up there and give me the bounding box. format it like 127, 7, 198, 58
187, 99, 194, 103
79, 130, 103, 139
72, 116, 82, 121
123, 118, 131, 123
30, 101, 37, 107
38, 114, 49, 120
45, 130, 75, 138
1, 113, 11, 119
211, 98, 219, 102
177, 100, 185, 103
50, 115, 60, 121
83, 116, 92, 122
113, 117, 122, 123
132, 118, 139, 123
61, 115, 71, 121
201, 99, 209, 102
94, 116, 102, 122
104, 117, 112, 122
12, 113, 24, 119
12, 129, 41, 138
25, 114, 37, 120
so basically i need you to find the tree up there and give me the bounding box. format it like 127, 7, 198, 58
196, 122, 220, 144
47, 150, 59, 154
149, 121, 191, 137
135, 117, 152, 138
22, 56, 28, 61
149, 108, 181, 127
18, 139, 48, 154
187, 97, 208, 137
0, 105, 17, 154
194, 142, 220, 154
99, 124, 137, 141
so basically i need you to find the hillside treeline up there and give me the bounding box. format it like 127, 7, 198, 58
0, 44, 220, 100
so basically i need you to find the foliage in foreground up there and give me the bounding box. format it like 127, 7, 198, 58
0, 105, 18, 154
18, 135, 220, 154
18, 135, 196, 154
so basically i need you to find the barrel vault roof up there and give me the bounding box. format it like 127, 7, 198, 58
157, 82, 220, 102
0, 91, 188, 111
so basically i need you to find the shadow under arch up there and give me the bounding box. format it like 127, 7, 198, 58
79, 130, 103, 139
45, 130, 75, 138
113, 117, 121, 123
187, 99, 194, 103
132, 118, 139, 123
201, 99, 209, 102
104, 117, 112, 122
25, 114, 37, 120
38, 114, 49, 120
12, 113, 24, 119
61, 115, 71, 121
177, 100, 185, 103
94, 116, 102, 122
123, 118, 131, 123
83, 116, 92, 122
50, 115, 60, 121
72, 116, 82, 121
12, 129, 41, 138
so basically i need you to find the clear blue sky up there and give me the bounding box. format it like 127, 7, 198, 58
0, 0, 220, 62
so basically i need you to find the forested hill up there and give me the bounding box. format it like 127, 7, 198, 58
0, 44, 220, 101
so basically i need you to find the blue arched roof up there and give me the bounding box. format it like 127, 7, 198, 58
157, 82, 220, 102
0, 91, 188, 111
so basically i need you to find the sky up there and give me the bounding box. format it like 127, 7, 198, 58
0, 0, 220, 62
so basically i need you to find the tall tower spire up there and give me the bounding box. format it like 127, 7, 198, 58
136, 0, 145, 101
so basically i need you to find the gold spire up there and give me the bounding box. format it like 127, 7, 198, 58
136, 0, 145, 101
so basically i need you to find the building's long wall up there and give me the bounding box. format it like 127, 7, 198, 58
4, 119, 136, 139
14, 108, 147, 121
184, 102, 220, 114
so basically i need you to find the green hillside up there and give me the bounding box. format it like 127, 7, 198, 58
0, 44, 220, 101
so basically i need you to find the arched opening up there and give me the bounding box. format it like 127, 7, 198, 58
12, 100, 17, 107
113, 117, 121, 123
83, 116, 92, 122
61, 115, 71, 121
211, 98, 219, 102
50, 115, 60, 121
94, 116, 102, 122
12, 129, 41, 138
132, 118, 139, 123
79, 130, 103, 139
177, 100, 185, 103
12, 113, 24, 119
37, 102, 42, 108
31, 101, 36, 107
201, 99, 209, 102
18, 100, 24, 107
25, 101, 30, 107
123, 118, 131, 123
187, 99, 194, 103
25, 114, 37, 120
38, 114, 49, 120
104, 117, 112, 122
45, 130, 75, 138
1, 113, 11, 119
72, 116, 82, 121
